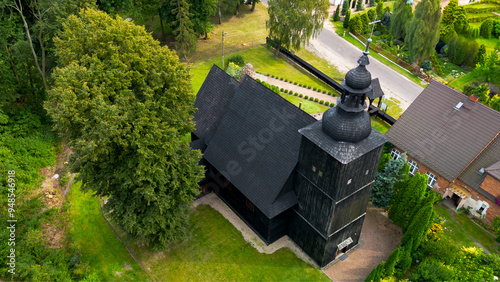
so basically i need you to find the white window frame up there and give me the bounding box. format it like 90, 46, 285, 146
427, 172, 437, 188
390, 148, 401, 160
408, 160, 419, 175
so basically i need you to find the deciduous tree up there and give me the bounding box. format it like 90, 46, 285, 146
45, 8, 204, 250
389, 0, 413, 40
405, 0, 441, 60
267, 0, 329, 58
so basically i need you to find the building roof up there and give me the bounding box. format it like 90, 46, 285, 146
459, 135, 500, 189
203, 75, 316, 218
192, 65, 239, 144
367, 78, 384, 100
486, 159, 500, 181
386, 81, 500, 182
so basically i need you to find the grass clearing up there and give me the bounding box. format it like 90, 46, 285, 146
278, 92, 331, 114
434, 203, 497, 255
120, 205, 329, 281
67, 181, 149, 281
371, 117, 391, 134
384, 97, 403, 119
190, 45, 339, 94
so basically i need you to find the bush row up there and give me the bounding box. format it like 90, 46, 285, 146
280, 88, 334, 107
264, 73, 336, 95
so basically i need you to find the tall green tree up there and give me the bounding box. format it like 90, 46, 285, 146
172, 0, 198, 59
390, 172, 427, 229
370, 153, 407, 208
356, 0, 364, 11
188, 0, 217, 39
343, 9, 351, 28
366, 262, 384, 282
45, 8, 204, 250
389, 0, 413, 40
442, 0, 457, 26
342, 0, 350, 15
405, 0, 441, 60
397, 239, 413, 270
267, 0, 329, 58
333, 4, 340, 21
401, 201, 433, 251
476, 44, 487, 67
383, 247, 401, 277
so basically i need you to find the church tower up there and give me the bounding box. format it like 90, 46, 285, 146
289, 42, 388, 267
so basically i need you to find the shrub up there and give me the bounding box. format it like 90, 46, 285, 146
373, 30, 381, 36
294, 93, 298, 96
480, 19, 493, 38
310, 97, 314, 101
294, 82, 297, 85
256, 78, 261, 83
307, 86, 312, 89
289, 91, 293, 95
325, 101, 330, 106
228, 54, 245, 66
313, 87, 317, 91
430, 54, 444, 76
319, 100, 324, 104
298, 83, 302, 87
448, 35, 479, 67
283, 89, 288, 93
333, 5, 340, 21
280, 77, 284, 81
321, 90, 325, 94
304, 95, 308, 99
328, 91, 332, 95
299, 94, 303, 98
271, 74, 275, 78
420, 60, 432, 72
330, 103, 334, 107
285, 78, 288, 82
266, 73, 270, 76
226, 62, 242, 80
314, 98, 319, 102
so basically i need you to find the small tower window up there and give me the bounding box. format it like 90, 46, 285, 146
312, 166, 316, 172
347, 179, 352, 185
319, 171, 323, 177
365, 170, 369, 175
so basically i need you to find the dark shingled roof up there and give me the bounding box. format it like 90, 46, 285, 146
203, 76, 316, 218
386, 81, 500, 182
486, 159, 500, 181
367, 78, 384, 100
459, 135, 500, 189
300, 121, 388, 164
192, 65, 239, 144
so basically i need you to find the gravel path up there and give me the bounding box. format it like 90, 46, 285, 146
323, 204, 403, 281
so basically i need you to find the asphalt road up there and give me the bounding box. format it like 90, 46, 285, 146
259, 1, 424, 108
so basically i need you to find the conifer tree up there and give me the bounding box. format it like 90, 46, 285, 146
397, 239, 413, 270
377, 153, 391, 172
389, 0, 413, 40
476, 44, 487, 67
343, 9, 351, 28
342, 0, 350, 15
357, 0, 365, 11
384, 248, 401, 277
370, 153, 407, 208
391, 172, 427, 229
442, 0, 457, 26
405, 0, 441, 60
173, 0, 198, 59
366, 262, 384, 282
376, 0, 384, 20
334, 5, 341, 21
401, 201, 433, 251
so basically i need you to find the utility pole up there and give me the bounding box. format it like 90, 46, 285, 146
222, 31, 227, 69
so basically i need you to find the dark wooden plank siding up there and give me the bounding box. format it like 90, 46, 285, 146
288, 211, 328, 265
328, 185, 371, 235
323, 215, 365, 266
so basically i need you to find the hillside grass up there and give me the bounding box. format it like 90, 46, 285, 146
125, 205, 330, 281
67, 181, 149, 281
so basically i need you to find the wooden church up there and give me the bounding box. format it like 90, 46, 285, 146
190, 47, 388, 267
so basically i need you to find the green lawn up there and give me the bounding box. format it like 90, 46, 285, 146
67, 181, 149, 281
434, 203, 497, 255
131, 205, 329, 281
384, 97, 403, 119
278, 92, 331, 114
190, 45, 339, 94
371, 116, 391, 134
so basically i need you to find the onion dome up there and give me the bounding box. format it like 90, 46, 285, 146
322, 102, 372, 143
345, 64, 371, 90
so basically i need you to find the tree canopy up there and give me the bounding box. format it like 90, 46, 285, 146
389, 0, 413, 40
267, 0, 329, 57
45, 8, 204, 249
405, 0, 441, 60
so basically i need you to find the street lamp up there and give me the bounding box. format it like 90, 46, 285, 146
222, 31, 227, 69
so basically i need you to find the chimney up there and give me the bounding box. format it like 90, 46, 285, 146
469, 95, 479, 103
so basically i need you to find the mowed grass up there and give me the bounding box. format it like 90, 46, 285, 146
434, 203, 497, 254
134, 205, 329, 281
189, 3, 269, 62
278, 92, 331, 114
371, 117, 391, 134
190, 45, 338, 94
67, 181, 149, 281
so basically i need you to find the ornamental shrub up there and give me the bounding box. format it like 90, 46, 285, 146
307, 86, 312, 89
294, 82, 298, 85
430, 54, 444, 76
289, 91, 293, 95
322, 90, 326, 94
285, 78, 288, 82
310, 97, 314, 101
304, 95, 308, 99
480, 19, 493, 38
334, 5, 340, 21
283, 89, 288, 93
299, 94, 303, 98
294, 93, 298, 96
420, 60, 432, 72
319, 100, 324, 104
325, 101, 330, 106
228, 54, 245, 66
313, 87, 317, 91
314, 98, 319, 102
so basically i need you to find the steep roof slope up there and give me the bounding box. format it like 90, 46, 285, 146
386, 81, 500, 181
203, 76, 316, 218
192, 65, 239, 144
459, 135, 500, 189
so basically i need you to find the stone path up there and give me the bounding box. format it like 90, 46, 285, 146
254, 73, 339, 104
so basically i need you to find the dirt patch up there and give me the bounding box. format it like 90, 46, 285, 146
323, 204, 403, 281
